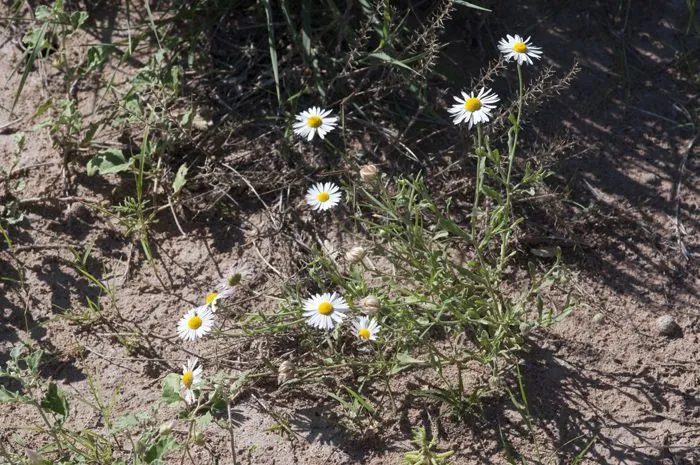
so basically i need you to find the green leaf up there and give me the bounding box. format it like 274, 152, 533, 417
453, 0, 491, 11
84, 45, 112, 75
41, 383, 68, 420
180, 108, 194, 128
123, 93, 143, 118
12, 132, 26, 152
35, 5, 53, 20
110, 413, 140, 433
195, 411, 212, 426
160, 373, 181, 405
70, 11, 89, 31
13, 22, 49, 113
343, 386, 376, 414
32, 99, 53, 120
172, 164, 188, 194
0, 386, 20, 402
367, 51, 413, 71
395, 352, 424, 366
10, 345, 23, 361
86, 149, 132, 176
261, 0, 281, 107
27, 349, 42, 372
13, 178, 26, 192
144, 435, 178, 463
481, 184, 502, 203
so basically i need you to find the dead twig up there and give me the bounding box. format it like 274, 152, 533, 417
670, 135, 696, 262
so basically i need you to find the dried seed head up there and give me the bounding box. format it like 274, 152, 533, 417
192, 112, 213, 132
228, 272, 242, 286
277, 360, 295, 386
488, 375, 503, 390
358, 295, 380, 315
656, 314, 681, 337
345, 246, 366, 264
359, 164, 379, 183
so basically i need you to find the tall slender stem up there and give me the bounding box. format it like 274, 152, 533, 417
33, 400, 65, 453
500, 64, 524, 270
471, 123, 483, 241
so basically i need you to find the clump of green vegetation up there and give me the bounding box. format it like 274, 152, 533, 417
0, 0, 589, 464
403, 426, 454, 465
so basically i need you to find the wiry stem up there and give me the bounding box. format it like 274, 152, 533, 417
500, 63, 524, 270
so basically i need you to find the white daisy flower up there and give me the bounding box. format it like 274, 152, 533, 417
498, 34, 542, 66
353, 316, 380, 341
180, 358, 203, 405
305, 182, 342, 211
204, 288, 234, 313
448, 88, 500, 129
177, 306, 215, 341
302, 292, 349, 330
293, 107, 338, 141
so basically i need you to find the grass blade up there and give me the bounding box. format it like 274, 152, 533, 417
453, 0, 491, 12
11, 22, 49, 114
262, 0, 281, 108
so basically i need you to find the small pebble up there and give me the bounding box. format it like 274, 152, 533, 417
592, 312, 605, 324
656, 314, 681, 337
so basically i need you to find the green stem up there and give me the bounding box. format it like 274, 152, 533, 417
0, 221, 14, 251
471, 123, 483, 241
500, 64, 524, 270
33, 400, 65, 453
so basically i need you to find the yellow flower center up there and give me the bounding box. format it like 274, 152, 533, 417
316, 191, 330, 202
206, 292, 218, 305
187, 315, 203, 330
513, 41, 528, 53
358, 328, 371, 339
182, 371, 194, 388
307, 115, 323, 128
464, 97, 482, 112
318, 301, 334, 315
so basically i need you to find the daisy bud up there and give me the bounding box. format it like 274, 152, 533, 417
359, 164, 379, 183
345, 246, 366, 264
277, 360, 295, 386
358, 295, 380, 315
159, 421, 174, 436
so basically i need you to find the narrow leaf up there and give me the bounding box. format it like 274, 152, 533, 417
172, 163, 188, 194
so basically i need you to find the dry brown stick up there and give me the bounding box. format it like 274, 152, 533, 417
18, 195, 102, 205
0, 117, 22, 131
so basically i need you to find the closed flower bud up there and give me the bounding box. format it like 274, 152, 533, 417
345, 246, 366, 264
358, 295, 380, 315
193, 431, 205, 446
277, 360, 295, 386
359, 164, 379, 183
159, 421, 174, 436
